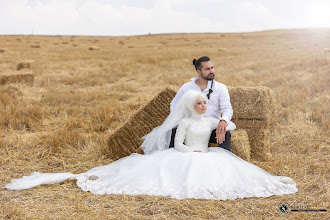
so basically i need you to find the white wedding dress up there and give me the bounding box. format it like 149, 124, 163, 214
6, 114, 298, 200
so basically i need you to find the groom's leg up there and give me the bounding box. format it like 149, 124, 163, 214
169, 127, 177, 148
209, 129, 231, 152
170, 128, 231, 151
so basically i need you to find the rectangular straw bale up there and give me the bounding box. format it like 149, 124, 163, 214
232, 119, 271, 160
209, 129, 251, 161
0, 73, 34, 86
16, 60, 34, 70
228, 86, 273, 120
230, 129, 251, 161
105, 88, 176, 159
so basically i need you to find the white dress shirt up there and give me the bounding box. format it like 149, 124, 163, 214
170, 77, 233, 124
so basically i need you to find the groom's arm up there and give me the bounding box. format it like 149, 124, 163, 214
216, 84, 233, 144
219, 85, 233, 124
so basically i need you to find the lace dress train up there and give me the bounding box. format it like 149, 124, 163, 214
6, 109, 297, 200
6, 148, 297, 200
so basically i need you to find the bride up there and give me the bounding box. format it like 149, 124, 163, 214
6, 91, 297, 200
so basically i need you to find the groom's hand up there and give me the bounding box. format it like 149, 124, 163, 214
216, 120, 227, 144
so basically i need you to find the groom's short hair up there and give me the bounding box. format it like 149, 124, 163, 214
193, 56, 211, 70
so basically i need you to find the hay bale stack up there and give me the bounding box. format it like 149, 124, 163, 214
106, 86, 272, 161
16, 60, 34, 70
0, 73, 34, 86
106, 88, 176, 158
228, 86, 273, 160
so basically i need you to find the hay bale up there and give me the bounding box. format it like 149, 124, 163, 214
228, 86, 273, 160
208, 129, 250, 161
31, 45, 40, 48
0, 73, 34, 86
16, 60, 34, 70
89, 46, 100, 51
105, 88, 176, 158
230, 129, 251, 161
232, 119, 271, 160
0, 49, 5, 53
228, 86, 273, 120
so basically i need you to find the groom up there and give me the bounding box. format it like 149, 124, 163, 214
169, 56, 233, 151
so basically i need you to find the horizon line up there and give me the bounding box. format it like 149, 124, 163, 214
1, 27, 329, 38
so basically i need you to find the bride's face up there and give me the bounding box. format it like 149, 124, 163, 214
194, 96, 207, 114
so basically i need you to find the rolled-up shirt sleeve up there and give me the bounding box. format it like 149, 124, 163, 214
219, 85, 233, 124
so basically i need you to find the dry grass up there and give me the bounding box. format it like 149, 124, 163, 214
0, 29, 329, 219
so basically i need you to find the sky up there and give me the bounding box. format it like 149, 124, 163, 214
1, 0, 330, 36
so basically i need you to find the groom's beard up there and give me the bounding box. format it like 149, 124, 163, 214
201, 72, 215, 81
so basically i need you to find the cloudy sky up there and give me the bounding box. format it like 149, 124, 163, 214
1, 0, 330, 36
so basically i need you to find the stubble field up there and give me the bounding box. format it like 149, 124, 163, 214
0, 29, 329, 219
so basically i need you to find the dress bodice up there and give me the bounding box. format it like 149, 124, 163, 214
174, 116, 219, 152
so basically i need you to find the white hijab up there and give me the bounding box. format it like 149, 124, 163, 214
141, 91, 206, 154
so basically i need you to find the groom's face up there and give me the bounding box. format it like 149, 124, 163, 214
198, 61, 215, 81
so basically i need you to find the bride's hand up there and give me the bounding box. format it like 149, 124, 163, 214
193, 150, 202, 152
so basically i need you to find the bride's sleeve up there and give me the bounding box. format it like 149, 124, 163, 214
174, 119, 194, 152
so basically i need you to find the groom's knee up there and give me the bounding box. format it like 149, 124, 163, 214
170, 128, 231, 152
210, 129, 231, 152
219, 131, 231, 152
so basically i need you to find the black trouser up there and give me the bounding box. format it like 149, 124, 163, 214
169, 128, 231, 152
